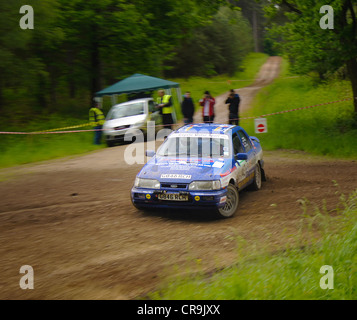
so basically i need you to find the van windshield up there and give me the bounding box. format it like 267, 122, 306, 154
107, 102, 145, 120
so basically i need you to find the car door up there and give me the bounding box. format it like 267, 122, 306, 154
232, 131, 248, 188
237, 129, 256, 180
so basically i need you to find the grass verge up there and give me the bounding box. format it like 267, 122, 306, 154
150, 188, 357, 300
0, 115, 104, 168
241, 59, 357, 158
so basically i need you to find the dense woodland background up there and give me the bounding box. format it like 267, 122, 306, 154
1, 0, 356, 122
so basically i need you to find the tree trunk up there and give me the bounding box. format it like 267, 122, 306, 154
252, 9, 259, 52
346, 58, 357, 113
0, 73, 3, 113
36, 73, 47, 110
67, 49, 76, 98
49, 69, 57, 108
90, 32, 101, 107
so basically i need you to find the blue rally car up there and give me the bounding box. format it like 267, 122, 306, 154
131, 124, 266, 218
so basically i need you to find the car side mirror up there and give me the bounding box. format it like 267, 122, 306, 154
146, 150, 156, 157
235, 153, 248, 160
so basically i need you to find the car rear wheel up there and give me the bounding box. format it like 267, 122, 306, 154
249, 163, 262, 191
217, 184, 239, 218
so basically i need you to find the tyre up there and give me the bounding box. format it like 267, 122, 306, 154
106, 140, 115, 147
217, 184, 239, 218
249, 163, 262, 191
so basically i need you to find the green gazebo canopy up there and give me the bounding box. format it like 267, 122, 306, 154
95, 73, 180, 97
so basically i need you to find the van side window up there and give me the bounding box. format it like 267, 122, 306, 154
238, 130, 252, 152
232, 133, 244, 154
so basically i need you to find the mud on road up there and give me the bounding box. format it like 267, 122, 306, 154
0, 57, 356, 299
0, 149, 356, 299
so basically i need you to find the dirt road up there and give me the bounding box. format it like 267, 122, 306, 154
194, 56, 282, 123
0, 57, 356, 300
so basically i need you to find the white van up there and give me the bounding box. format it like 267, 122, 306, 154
103, 98, 162, 147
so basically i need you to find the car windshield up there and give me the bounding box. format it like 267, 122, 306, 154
107, 102, 145, 120
157, 135, 231, 158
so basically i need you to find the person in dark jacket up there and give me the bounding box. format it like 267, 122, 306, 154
181, 91, 195, 124
225, 89, 240, 125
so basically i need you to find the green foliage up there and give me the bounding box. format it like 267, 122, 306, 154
172, 52, 268, 106
264, 0, 357, 112
0, 0, 228, 117
151, 189, 357, 300
166, 7, 254, 77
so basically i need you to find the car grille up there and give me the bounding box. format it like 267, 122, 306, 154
114, 125, 130, 130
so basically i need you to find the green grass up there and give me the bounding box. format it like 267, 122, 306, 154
150, 189, 357, 300
241, 59, 357, 158
0, 115, 104, 168
0, 53, 268, 169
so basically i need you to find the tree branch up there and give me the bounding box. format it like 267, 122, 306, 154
281, 0, 302, 15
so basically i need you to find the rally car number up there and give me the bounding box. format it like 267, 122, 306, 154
158, 193, 188, 201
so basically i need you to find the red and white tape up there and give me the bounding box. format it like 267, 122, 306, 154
0, 97, 354, 135
239, 97, 354, 120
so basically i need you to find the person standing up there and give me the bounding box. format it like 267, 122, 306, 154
199, 91, 215, 123
225, 89, 240, 125
89, 100, 105, 145
156, 89, 174, 130
181, 91, 195, 124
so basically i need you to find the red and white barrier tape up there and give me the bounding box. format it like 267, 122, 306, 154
239, 97, 354, 120
0, 97, 354, 135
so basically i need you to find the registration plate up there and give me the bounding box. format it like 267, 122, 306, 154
158, 193, 188, 201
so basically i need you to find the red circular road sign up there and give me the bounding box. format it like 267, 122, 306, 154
257, 124, 265, 132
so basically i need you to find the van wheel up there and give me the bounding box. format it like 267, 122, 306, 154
106, 140, 114, 147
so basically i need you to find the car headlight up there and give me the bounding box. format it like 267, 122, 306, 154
188, 180, 221, 190
134, 177, 160, 189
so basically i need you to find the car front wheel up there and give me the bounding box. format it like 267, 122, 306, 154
217, 184, 239, 218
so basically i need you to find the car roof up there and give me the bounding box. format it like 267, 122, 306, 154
176, 123, 237, 135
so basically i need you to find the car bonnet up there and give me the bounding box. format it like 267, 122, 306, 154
137, 156, 236, 183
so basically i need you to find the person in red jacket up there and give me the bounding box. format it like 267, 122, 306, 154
199, 91, 215, 123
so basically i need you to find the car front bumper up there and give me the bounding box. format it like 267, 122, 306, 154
104, 125, 148, 142
131, 187, 228, 210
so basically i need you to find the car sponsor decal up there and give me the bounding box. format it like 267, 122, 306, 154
220, 165, 237, 177
212, 161, 224, 168
219, 196, 227, 204
170, 133, 229, 139
238, 172, 255, 188
213, 124, 233, 133
156, 158, 217, 168
160, 174, 192, 179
